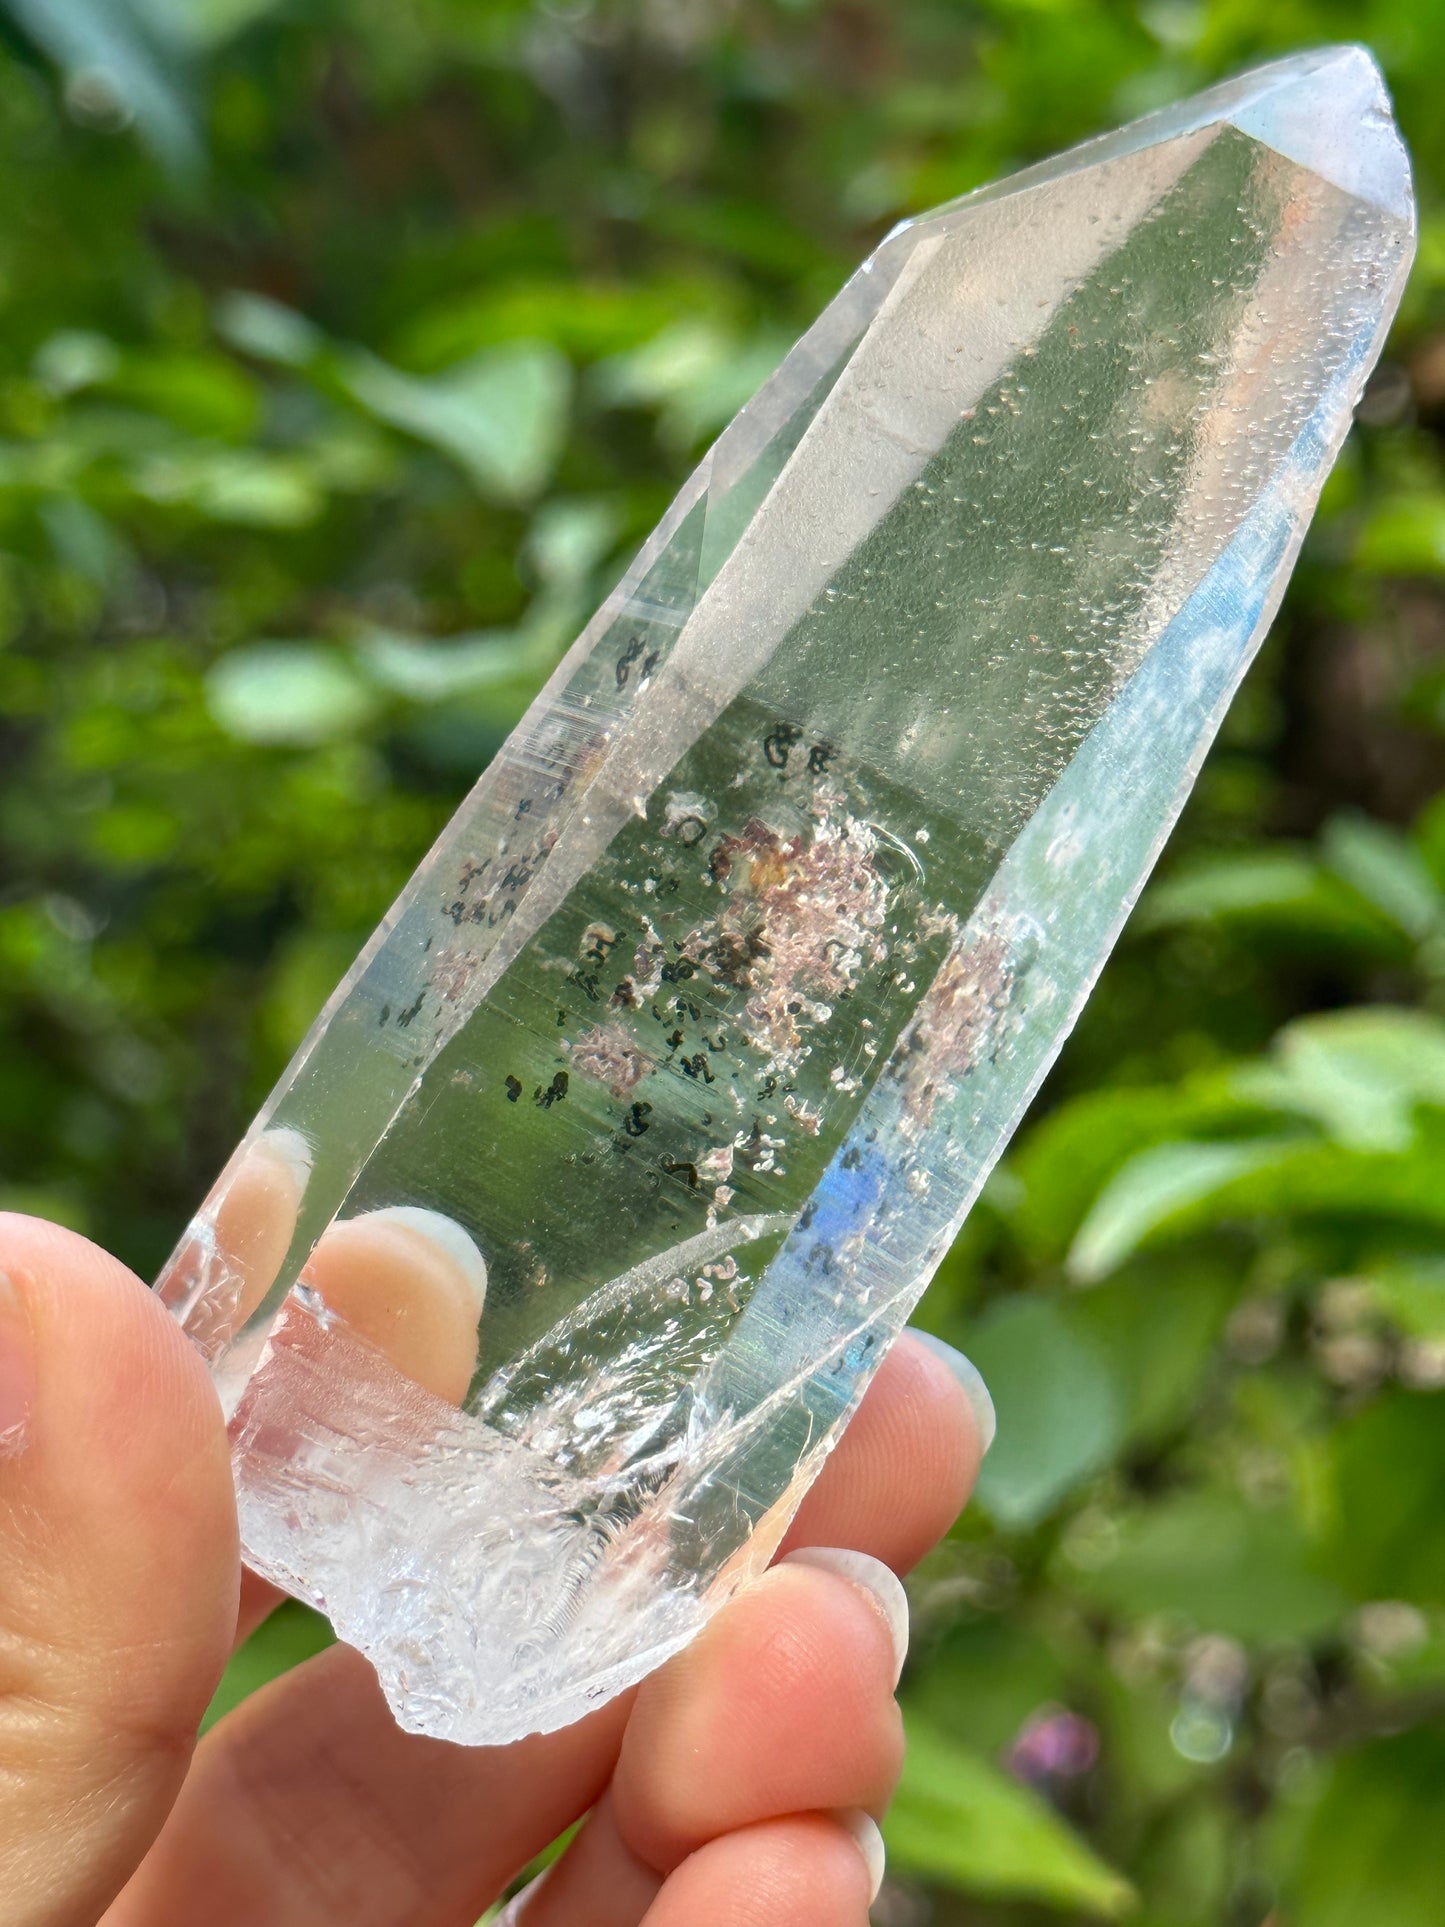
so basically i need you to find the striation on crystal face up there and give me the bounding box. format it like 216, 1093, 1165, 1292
157, 46, 1414, 1744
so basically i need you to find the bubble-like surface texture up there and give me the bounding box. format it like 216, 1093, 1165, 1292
158, 47, 1414, 1744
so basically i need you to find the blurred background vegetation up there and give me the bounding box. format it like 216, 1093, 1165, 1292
2, 1, 1444, 1922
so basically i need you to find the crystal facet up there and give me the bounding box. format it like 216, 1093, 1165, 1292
158, 47, 1414, 1744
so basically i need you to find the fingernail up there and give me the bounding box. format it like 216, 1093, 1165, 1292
785, 1546, 909, 1686
254, 1125, 314, 1187
361, 1206, 490, 1316
835, 1807, 886, 1905
909, 1329, 996, 1456
0, 1272, 34, 1459
303, 1207, 489, 1407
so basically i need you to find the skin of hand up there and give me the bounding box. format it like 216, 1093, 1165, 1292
0, 1209, 992, 1927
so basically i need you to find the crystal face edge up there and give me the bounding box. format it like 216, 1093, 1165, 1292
156, 55, 1416, 1744
911, 44, 1411, 234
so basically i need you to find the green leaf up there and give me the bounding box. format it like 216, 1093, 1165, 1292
357, 627, 550, 703
1136, 849, 1407, 956
1231, 1008, 1445, 1151
1070, 1258, 1234, 1447
1320, 814, 1445, 943
886, 1715, 1135, 1916
132, 448, 324, 527
206, 643, 380, 746
32, 329, 121, 395
1012, 1078, 1256, 1263
152, 0, 292, 51
522, 497, 622, 590
214, 291, 324, 368
1286, 1731, 1445, 1927
1128, 1797, 1232, 1927
1359, 1254, 1445, 1337
391, 276, 692, 370
1408, 790, 1445, 896
106, 349, 260, 440
1356, 493, 1445, 576
970, 1294, 1123, 1527
39, 495, 131, 589
592, 320, 788, 447
1326, 1392, 1445, 1606
1068, 1139, 1290, 1283
908, 1618, 1073, 1757
341, 342, 572, 501
1141, 849, 1321, 921
1067, 1489, 1346, 1642
1069, 1121, 1445, 1280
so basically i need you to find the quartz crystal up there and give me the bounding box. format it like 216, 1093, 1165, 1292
157, 46, 1414, 1744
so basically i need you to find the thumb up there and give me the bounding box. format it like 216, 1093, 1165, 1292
0, 1215, 239, 1927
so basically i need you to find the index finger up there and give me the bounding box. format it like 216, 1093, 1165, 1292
778, 1327, 993, 1572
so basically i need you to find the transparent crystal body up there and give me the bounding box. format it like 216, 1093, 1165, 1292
157, 46, 1414, 1743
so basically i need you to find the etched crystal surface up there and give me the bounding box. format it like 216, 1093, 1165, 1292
157, 47, 1414, 1744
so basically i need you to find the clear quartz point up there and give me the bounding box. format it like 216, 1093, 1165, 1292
158, 46, 1414, 1743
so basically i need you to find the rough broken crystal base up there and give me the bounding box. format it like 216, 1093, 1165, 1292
157, 46, 1414, 1744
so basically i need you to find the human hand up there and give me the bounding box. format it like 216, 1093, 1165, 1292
0, 1211, 992, 1927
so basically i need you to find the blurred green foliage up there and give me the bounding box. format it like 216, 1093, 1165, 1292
3, 2, 1445, 1922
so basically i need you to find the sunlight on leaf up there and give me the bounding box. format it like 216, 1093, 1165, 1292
206, 642, 379, 746
358, 628, 551, 702
342, 342, 571, 501
133, 448, 323, 526
1233, 1009, 1445, 1151
215, 291, 324, 368
1069, 1139, 1290, 1282
1320, 814, 1445, 943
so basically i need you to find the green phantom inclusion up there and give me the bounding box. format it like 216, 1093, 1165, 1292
156, 48, 1415, 1745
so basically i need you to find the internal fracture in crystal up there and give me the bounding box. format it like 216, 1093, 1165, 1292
157, 46, 1415, 1745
